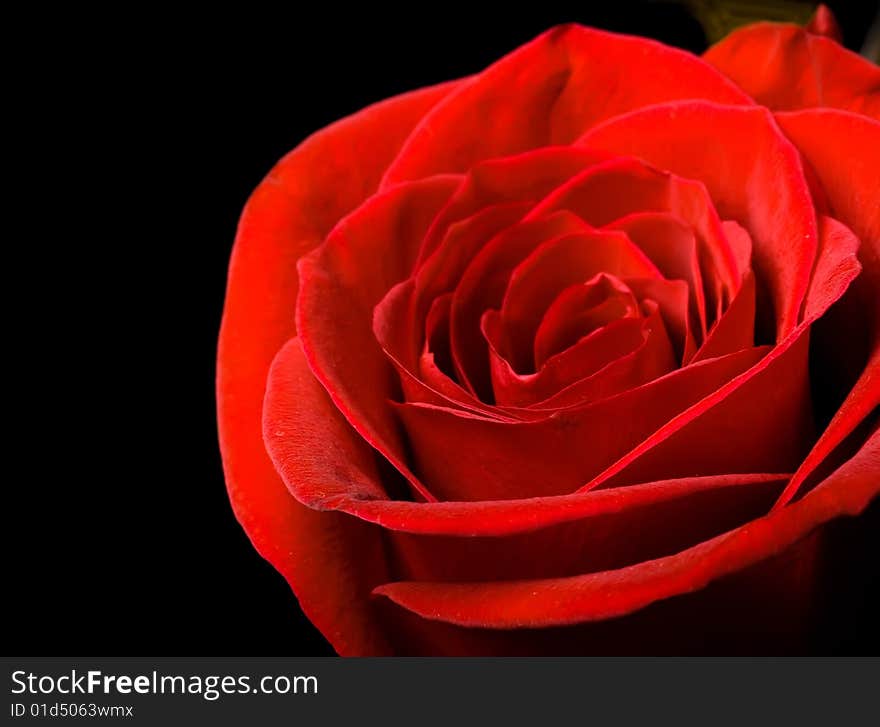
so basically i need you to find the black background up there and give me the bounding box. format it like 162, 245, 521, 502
11, 1, 879, 656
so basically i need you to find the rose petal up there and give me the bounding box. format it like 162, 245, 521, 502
394, 347, 766, 501
776, 217, 874, 507
379, 147, 614, 401
483, 312, 665, 408
265, 338, 817, 656
413, 200, 534, 324
375, 529, 822, 653
263, 337, 791, 545
801, 216, 863, 324
497, 228, 659, 371
449, 212, 596, 398
380, 199, 535, 398
416, 146, 612, 266
373, 428, 879, 629
625, 278, 696, 362
385, 475, 785, 584
377, 279, 512, 419
704, 21, 880, 119
537, 304, 676, 409
589, 331, 812, 490
606, 212, 709, 338
525, 156, 741, 320
692, 270, 756, 362
418, 293, 465, 400
217, 79, 462, 655
777, 109, 880, 507
382, 24, 751, 186
775, 112, 879, 477
578, 101, 818, 340
583, 213, 861, 490
776, 110, 880, 248
297, 176, 462, 501
533, 275, 640, 367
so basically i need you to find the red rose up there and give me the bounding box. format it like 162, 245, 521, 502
217, 6, 879, 655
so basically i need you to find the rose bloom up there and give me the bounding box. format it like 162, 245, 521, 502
217, 6, 879, 655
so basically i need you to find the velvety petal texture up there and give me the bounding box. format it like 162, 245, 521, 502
219, 9, 880, 655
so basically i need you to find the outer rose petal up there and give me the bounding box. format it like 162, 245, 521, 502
773, 110, 880, 506
217, 79, 462, 656
374, 428, 880, 630
374, 530, 822, 653
704, 21, 880, 119
775, 111, 880, 251
382, 24, 751, 186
